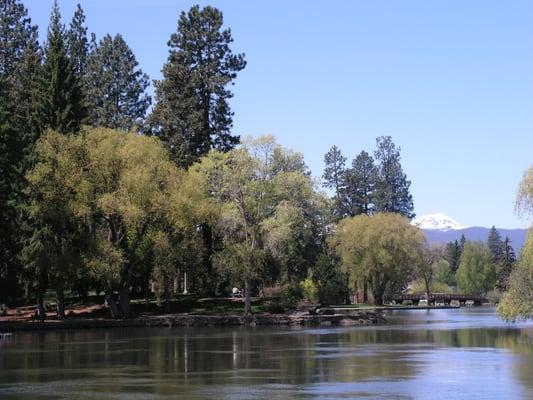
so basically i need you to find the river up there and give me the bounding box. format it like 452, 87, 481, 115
1, 307, 532, 399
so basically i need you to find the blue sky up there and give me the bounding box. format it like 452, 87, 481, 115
26, 0, 533, 228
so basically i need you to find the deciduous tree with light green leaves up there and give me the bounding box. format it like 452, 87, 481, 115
25, 126, 210, 318
330, 213, 426, 305
194, 136, 323, 314
456, 242, 495, 296
498, 166, 533, 320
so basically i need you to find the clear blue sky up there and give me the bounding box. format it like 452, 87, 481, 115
26, 0, 533, 229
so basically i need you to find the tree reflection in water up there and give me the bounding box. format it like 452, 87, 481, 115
0, 309, 532, 399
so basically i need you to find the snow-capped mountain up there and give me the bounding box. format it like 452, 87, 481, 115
412, 213, 467, 231
413, 213, 528, 253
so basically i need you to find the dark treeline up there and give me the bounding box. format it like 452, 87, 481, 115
0, 0, 525, 319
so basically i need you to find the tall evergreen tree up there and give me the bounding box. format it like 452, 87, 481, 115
0, 0, 37, 81
487, 226, 505, 264
66, 3, 89, 81
341, 150, 377, 217
444, 240, 461, 274
11, 38, 43, 153
496, 237, 516, 291
149, 5, 246, 166
40, 1, 85, 134
85, 34, 151, 131
323, 145, 346, 197
459, 234, 466, 252
0, 78, 23, 302
373, 136, 415, 218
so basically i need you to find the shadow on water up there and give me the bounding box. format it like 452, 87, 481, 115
0, 307, 532, 399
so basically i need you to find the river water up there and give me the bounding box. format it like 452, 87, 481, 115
1, 308, 532, 399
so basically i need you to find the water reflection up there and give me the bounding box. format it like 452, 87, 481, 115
0, 308, 532, 399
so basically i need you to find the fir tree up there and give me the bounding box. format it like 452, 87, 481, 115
459, 234, 466, 252
487, 226, 505, 264
40, 1, 85, 134
341, 150, 377, 217
0, 0, 38, 81
11, 38, 43, 153
149, 5, 246, 166
66, 4, 89, 80
0, 78, 23, 302
444, 240, 461, 274
495, 237, 516, 291
85, 34, 151, 131
373, 136, 414, 218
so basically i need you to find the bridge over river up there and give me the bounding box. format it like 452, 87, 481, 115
393, 293, 487, 306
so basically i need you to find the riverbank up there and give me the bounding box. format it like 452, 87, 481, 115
0, 310, 385, 332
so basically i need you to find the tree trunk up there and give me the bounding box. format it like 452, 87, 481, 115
244, 279, 252, 316
105, 291, 120, 319
56, 283, 65, 319
363, 281, 369, 304
37, 289, 45, 318
119, 285, 130, 318
372, 283, 385, 306
424, 277, 431, 299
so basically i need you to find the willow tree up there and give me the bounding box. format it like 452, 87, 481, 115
331, 213, 425, 305
498, 166, 533, 320
194, 136, 322, 314
26, 127, 209, 318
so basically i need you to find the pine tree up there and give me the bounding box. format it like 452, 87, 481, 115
0, 0, 38, 81
0, 78, 23, 302
494, 237, 516, 291
11, 38, 43, 154
341, 150, 377, 217
487, 226, 505, 264
373, 136, 414, 218
149, 5, 246, 166
444, 240, 461, 274
85, 34, 150, 131
323, 145, 346, 199
66, 3, 89, 81
40, 1, 85, 134
459, 234, 466, 254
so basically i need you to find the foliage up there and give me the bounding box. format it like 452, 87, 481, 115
456, 242, 496, 296
0, 0, 37, 80
341, 150, 378, 217
300, 278, 318, 302
196, 135, 323, 314
444, 240, 461, 274
373, 136, 415, 219
498, 231, 533, 321
149, 5, 246, 166
496, 237, 516, 291
85, 34, 151, 131
65, 3, 88, 80
0, 79, 23, 302
409, 280, 453, 294
25, 127, 209, 317
311, 251, 348, 305
39, 2, 86, 134
434, 259, 455, 286
330, 213, 426, 305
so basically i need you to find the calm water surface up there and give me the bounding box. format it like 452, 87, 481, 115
1, 308, 533, 399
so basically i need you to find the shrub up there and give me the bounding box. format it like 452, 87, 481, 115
300, 278, 318, 302
280, 283, 302, 310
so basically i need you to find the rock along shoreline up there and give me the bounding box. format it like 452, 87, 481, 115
0, 311, 385, 332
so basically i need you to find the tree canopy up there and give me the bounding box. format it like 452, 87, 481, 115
330, 213, 425, 305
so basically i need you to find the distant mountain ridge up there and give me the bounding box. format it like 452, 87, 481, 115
413, 213, 528, 253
